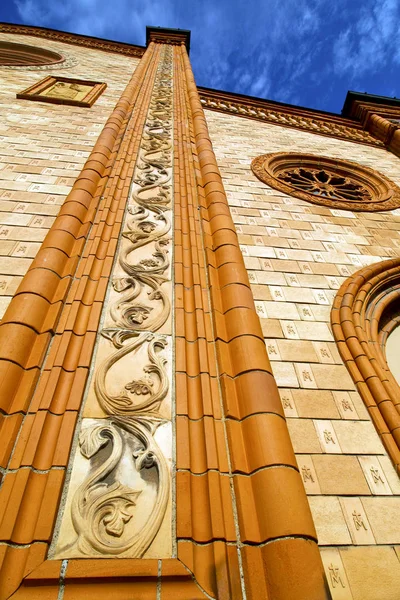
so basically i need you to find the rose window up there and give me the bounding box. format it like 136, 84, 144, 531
278, 168, 371, 202
251, 152, 400, 212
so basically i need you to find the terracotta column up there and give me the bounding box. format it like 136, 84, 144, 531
177, 42, 330, 600
0, 39, 162, 598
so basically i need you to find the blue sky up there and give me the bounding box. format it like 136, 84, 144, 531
1, 0, 399, 113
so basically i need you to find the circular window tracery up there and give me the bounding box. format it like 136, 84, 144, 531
0, 41, 64, 66
0, 41, 78, 71
251, 152, 400, 212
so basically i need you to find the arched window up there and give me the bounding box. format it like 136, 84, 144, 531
332, 258, 400, 471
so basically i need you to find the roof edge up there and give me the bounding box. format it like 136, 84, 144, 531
342, 90, 400, 117
0, 22, 145, 57
198, 84, 345, 119
198, 85, 363, 127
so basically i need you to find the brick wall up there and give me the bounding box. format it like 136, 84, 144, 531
206, 108, 400, 600
0, 33, 138, 317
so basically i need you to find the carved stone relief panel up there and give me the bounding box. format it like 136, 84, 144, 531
50, 45, 174, 559
17, 75, 106, 107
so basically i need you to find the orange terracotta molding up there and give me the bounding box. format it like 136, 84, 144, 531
180, 44, 330, 600
0, 22, 145, 58
332, 258, 400, 472
173, 47, 241, 598
0, 37, 233, 600
0, 40, 155, 421
346, 99, 400, 157
367, 113, 400, 159
0, 42, 161, 599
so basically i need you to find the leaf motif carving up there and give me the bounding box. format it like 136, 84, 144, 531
79, 424, 111, 459
101, 488, 141, 537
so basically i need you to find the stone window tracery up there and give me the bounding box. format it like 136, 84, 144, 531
251, 152, 400, 211
0, 40, 78, 70
0, 40, 64, 66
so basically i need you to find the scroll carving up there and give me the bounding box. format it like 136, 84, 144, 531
52, 46, 174, 559
72, 332, 170, 557
109, 41, 173, 333
199, 93, 383, 147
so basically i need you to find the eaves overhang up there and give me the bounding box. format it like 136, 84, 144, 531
342, 90, 400, 117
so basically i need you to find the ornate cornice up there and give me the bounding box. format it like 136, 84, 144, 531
146, 26, 190, 53
199, 87, 384, 147
0, 22, 145, 58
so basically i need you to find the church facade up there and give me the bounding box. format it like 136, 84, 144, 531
0, 23, 400, 600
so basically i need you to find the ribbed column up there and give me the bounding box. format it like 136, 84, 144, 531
0, 41, 163, 599
178, 42, 330, 600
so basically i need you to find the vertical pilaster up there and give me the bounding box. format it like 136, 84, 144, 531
50, 42, 175, 561
0, 39, 166, 598
175, 41, 330, 600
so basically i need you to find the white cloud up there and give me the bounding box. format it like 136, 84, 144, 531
11, 0, 400, 111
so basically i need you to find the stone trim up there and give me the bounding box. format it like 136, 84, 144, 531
17, 75, 107, 108
331, 258, 400, 473
0, 22, 145, 58
199, 87, 383, 147
251, 152, 400, 212
146, 26, 190, 52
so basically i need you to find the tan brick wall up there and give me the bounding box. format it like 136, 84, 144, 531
206, 108, 400, 600
0, 33, 139, 317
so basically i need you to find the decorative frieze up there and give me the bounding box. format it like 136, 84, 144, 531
51, 45, 174, 559
199, 91, 383, 147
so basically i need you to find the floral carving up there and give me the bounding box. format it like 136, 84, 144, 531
109, 39, 174, 333
251, 152, 400, 212
60, 46, 174, 559
71, 332, 170, 556
95, 331, 169, 418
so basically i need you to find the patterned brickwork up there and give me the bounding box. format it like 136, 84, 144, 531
0, 32, 139, 318
205, 108, 400, 600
